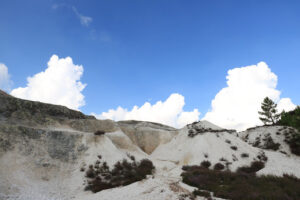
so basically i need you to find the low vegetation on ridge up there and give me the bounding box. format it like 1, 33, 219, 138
82, 155, 155, 193
181, 162, 300, 200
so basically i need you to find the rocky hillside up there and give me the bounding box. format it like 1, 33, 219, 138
0, 90, 300, 200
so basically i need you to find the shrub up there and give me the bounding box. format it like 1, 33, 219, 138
264, 136, 281, 151
231, 146, 237, 151
84, 157, 155, 193
94, 130, 105, 136
86, 168, 96, 178
182, 165, 203, 171
181, 165, 300, 200
237, 161, 265, 174
219, 157, 227, 162
136, 159, 155, 178
187, 123, 237, 138
285, 133, 300, 156
225, 139, 231, 144
278, 107, 300, 132
256, 151, 268, 162
193, 189, 210, 198
213, 163, 225, 171
241, 153, 249, 158
200, 160, 211, 169
232, 154, 238, 161
85, 178, 112, 193
127, 154, 136, 161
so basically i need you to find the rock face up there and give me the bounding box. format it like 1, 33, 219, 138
0, 90, 94, 121
1, 90, 300, 200
0, 90, 180, 200
118, 120, 178, 154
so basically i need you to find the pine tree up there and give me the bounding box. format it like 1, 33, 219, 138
258, 97, 280, 125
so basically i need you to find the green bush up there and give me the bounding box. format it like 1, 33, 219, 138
94, 130, 105, 135
286, 133, 300, 156
83, 156, 155, 193
181, 165, 300, 200
231, 146, 238, 150
200, 160, 211, 168
237, 161, 265, 174
193, 189, 210, 198
241, 153, 249, 158
278, 106, 300, 131
213, 163, 225, 171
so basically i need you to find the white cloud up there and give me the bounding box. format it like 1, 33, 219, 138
0, 63, 12, 91
72, 6, 92, 27
203, 62, 296, 131
10, 55, 86, 110
94, 93, 200, 128
278, 98, 296, 112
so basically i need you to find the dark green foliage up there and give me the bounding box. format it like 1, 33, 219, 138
83, 156, 155, 193
278, 106, 300, 131
230, 146, 237, 150
258, 97, 280, 125
286, 133, 300, 156
225, 139, 231, 144
277, 107, 300, 156
182, 165, 203, 171
187, 122, 236, 138
264, 136, 281, 150
213, 163, 225, 171
257, 152, 268, 162
85, 167, 96, 178
241, 153, 249, 158
94, 131, 105, 135
193, 189, 210, 198
200, 160, 211, 168
237, 161, 265, 174
181, 165, 300, 200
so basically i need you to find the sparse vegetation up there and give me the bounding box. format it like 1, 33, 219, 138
94, 130, 105, 136
230, 146, 237, 150
187, 122, 236, 137
200, 160, 211, 168
263, 135, 281, 150
213, 163, 225, 171
237, 161, 265, 174
181, 165, 300, 200
193, 189, 210, 198
241, 153, 249, 158
285, 132, 300, 156
219, 157, 227, 162
278, 106, 300, 131
83, 156, 155, 193
225, 139, 231, 144
257, 151, 268, 162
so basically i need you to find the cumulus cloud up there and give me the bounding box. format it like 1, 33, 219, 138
94, 93, 200, 128
11, 55, 86, 110
277, 98, 296, 112
203, 62, 296, 131
72, 6, 92, 27
0, 63, 12, 91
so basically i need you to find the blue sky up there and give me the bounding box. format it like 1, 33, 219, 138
0, 0, 299, 129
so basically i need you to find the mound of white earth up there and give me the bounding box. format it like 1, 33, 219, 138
152, 121, 300, 178
1, 90, 300, 200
